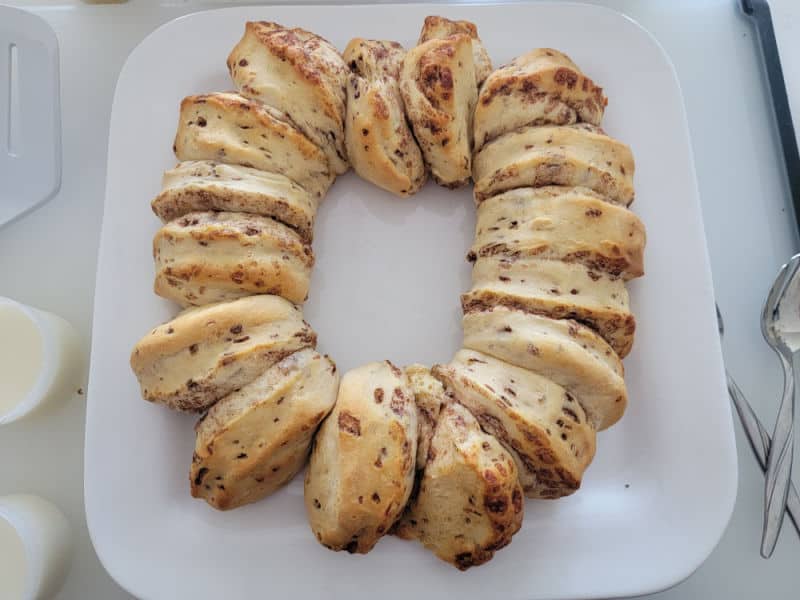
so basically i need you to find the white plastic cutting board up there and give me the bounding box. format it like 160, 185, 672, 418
86, 3, 737, 599
0, 6, 60, 228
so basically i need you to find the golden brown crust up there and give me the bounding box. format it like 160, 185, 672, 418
393, 402, 523, 569
461, 254, 635, 358
190, 349, 338, 510
343, 39, 426, 197
345, 37, 405, 82
151, 161, 318, 243
305, 362, 417, 554
129, 295, 316, 412
474, 48, 607, 151
419, 15, 480, 42
472, 123, 635, 204
228, 21, 350, 174
153, 211, 314, 307
173, 92, 333, 199
462, 307, 627, 430
418, 15, 492, 86
433, 349, 596, 498
400, 35, 477, 188
469, 186, 646, 280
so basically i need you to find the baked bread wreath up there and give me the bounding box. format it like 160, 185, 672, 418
129, 15, 645, 570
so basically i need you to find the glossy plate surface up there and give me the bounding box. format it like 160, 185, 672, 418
86, 4, 736, 598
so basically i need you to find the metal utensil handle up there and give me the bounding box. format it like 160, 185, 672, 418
761, 353, 795, 556
727, 373, 800, 535
741, 0, 800, 229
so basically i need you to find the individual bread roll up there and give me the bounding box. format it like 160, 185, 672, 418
461, 254, 635, 357
305, 361, 417, 554
469, 186, 645, 280
462, 306, 627, 430
129, 295, 316, 412
472, 123, 634, 204
151, 161, 319, 243
343, 39, 426, 197
190, 349, 338, 510
405, 364, 445, 470
400, 35, 477, 188
153, 211, 314, 307
433, 349, 596, 498
417, 15, 492, 86
393, 402, 523, 570
473, 48, 607, 151
227, 21, 349, 175
173, 92, 333, 199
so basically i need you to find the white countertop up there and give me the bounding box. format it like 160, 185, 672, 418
0, 0, 798, 598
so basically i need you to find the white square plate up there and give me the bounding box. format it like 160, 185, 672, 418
85, 3, 737, 599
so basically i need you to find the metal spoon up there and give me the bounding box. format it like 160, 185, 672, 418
761, 253, 800, 557
717, 304, 800, 539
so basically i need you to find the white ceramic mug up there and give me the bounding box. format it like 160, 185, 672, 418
0, 297, 83, 424
0, 494, 73, 599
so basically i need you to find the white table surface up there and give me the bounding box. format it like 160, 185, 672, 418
0, 0, 798, 598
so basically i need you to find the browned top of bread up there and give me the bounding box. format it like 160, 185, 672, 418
344, 37, 405, 82
419, 15, 479, 41
478, 48, 606, 125
227, 22, 350, 174
240, 22, 346, 89
343, 38, 427, 197
434, 349, 596, 499
418, 15, 492, 85
400, 34, 477, 187
393, 401, 523, 570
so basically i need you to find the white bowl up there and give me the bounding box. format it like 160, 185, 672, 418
0, 297, 83, 424
0, 494, 73, 600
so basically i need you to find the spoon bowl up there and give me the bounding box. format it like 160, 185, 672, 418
760, 253, 800, 557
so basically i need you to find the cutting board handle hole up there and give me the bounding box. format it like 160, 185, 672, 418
7, 42, 19, 157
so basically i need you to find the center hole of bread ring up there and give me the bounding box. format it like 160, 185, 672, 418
304, 180, 474, 371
